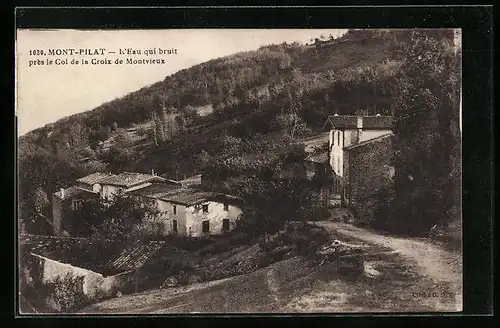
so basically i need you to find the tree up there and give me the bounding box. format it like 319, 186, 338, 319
101, 128, 136, 172
390, 30, 460, 234
235, 175, 313, 240
276, 112, 311, 138
74, 193, 164, 240
183, 105, 200, 124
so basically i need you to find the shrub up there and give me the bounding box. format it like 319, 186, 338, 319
281, 222, 330, 256
41, 274, 92, 313
136, 125, 150, 136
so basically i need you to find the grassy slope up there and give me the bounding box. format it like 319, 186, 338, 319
79, 246, 455, 313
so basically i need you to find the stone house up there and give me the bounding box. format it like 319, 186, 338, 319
130, 183, 242, 238
51, 171, 167, 236
325, 114, 393, 178
324, 114, 395, 220
51, 186, 99, 236
343, 133, 395, 221
52, 171, 242, 238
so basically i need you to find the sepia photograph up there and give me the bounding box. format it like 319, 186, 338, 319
16, 28, 462, 314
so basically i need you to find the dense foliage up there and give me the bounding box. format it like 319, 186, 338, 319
18, 29, 461, 237
375, 30, 461, 234
72, 193, 164, 241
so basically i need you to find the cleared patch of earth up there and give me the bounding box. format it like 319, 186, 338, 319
78, 221, 462, 313
314, 221, 463, 312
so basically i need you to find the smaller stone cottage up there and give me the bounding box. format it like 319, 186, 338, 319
130, 184, 243, 238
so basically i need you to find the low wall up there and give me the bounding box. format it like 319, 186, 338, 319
21, 253, 135, 313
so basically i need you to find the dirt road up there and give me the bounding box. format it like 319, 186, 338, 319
79, 221, 462, 314
314, 220, 463, 311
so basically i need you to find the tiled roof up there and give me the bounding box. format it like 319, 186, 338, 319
344, 133, 394, 150
76, 172, 114, 185
325, 115, 393, 130
305, 151, 329, 163
99, 172, 165, 188
325, 116, 358, 129
104, 241, 166, 274
179, 174, 203, 187
19, 234, 123, 272
53, 185, 89, 200
128, 183, 182, 199
363, 116, 394, 129
159, 189, 219, 206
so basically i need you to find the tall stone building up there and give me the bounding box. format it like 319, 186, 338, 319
325, 114, 395, 220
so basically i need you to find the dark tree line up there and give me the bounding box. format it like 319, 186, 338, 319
374, 29, 461, 234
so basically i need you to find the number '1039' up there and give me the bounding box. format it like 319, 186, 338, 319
29, 50, 45, 56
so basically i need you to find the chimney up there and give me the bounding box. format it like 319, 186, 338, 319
60, 188, 65, 198
357, 117, 363, 143
151, 169, 155, 176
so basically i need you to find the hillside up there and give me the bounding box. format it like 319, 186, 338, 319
79, 220, 462, 313
18, 29, 460, 235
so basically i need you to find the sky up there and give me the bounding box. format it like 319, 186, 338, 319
16, 29, 348, 136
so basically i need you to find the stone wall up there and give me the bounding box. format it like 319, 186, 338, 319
344, 135, 394, 222
20, 253, 135, 313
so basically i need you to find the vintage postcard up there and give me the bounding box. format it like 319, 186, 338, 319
17, 28, 462, 314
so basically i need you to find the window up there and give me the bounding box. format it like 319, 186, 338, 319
172, 220, 178, 234
202, 204, 209, 213
173, 205, 177, 215
222, 219, 230, 232
223, 203, 229, 211
72, 199, 83, 211
202, 220, 210, 233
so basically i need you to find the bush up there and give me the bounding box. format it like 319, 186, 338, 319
42, 274, 91, 313
281, 222, 330, 256
368, 185, 397, 231
298, 206, 330, 221
136, 125, 150, 136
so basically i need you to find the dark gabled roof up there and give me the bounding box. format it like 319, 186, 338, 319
325, 115, 393, 130
344, 132, 394, 150
104, 241, 166, 274
363, 116, 394, 129
53, 185, 91, 200
128, 183, 182, 199
159, 189, 219, 206
325, 116, 358, 129
76, 172, 114, 185
99, 172, 166, 188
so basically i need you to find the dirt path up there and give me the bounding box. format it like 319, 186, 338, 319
315, 220, 463, 311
